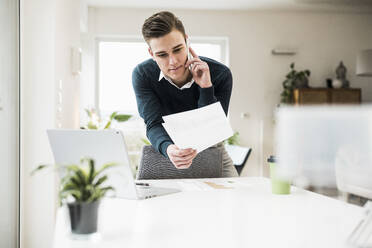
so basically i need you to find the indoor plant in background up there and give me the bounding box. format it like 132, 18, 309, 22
81, 107, 150, 175
81, 107, 132, 130
31, 158, 117, 235
225, 131, 240, 145
280, 63, 311, 104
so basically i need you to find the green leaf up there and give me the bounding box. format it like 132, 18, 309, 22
65, 165, 88, 182
65, 164, 82, 172
61, 183, 78, 192
76, 169, 87, 186
30, 164, 49, 176
86, 189, 100, 202
60, 189, 82, 200
282, 79, 291, 88
226, 131, 239, 145
67, 167, 87, 186
103, 120, 112, 129
99, 186, 114, 192
87, 121, 98, 130
113, 114, 132, 122
110, 111, 118, 120
141, 138, 151, 145
85, 108, 92, 118
93, 186, 115, 202
99, 186, 114, 196
81, 185, 95, 202
94, 175, 108, 187
70, 176, 83, 187
87, 159, 95, 184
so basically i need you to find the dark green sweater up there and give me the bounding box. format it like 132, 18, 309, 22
132, 56, 233, 157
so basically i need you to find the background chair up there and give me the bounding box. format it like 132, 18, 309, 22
136, 145, 223, 180
224, 144, 251, 176
336, 161, 372, 205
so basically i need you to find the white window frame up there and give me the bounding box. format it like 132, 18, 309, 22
188, 36, 229, 66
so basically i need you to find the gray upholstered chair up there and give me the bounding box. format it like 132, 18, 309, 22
136, 145, 223, 180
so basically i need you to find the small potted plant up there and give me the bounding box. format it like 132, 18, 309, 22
31, 158, 117, 235
280, 63, 311, 104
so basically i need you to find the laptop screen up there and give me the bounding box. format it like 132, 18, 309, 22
47, 129, 139, 199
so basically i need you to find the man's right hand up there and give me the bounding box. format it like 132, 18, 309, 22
166, 144, 197, 169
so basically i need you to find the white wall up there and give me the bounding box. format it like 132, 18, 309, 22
21, 0, 81, 247
55, 0, 81, 128
82, 7, 372, 177
21, 0, 56, 246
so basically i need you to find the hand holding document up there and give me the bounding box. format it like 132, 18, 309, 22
162, 102, 233, 153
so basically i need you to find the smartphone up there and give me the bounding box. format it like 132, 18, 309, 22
186, 39, 193, 71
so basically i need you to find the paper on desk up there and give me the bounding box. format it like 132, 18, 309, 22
162, 102, 233, 152
176, 179, 235, 191
148, 178, 247, 191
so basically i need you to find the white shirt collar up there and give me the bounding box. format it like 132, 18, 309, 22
158, 70, 194, 90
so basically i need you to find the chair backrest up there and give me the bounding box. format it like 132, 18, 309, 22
224, 144, 252, 175
336, 159, 372, 199
136, 145, 223, 180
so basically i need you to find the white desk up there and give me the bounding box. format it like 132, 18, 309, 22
53, 177, 367, 248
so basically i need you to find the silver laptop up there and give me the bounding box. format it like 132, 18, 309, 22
47, 129, 180, 199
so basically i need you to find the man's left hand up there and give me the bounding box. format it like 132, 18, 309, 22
185, 47, 212, 88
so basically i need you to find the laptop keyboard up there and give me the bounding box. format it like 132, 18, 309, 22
136, 186, 180, 199
136, 186, 159, 199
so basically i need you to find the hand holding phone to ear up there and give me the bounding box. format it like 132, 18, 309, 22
185, 46, 212, 88
186, 39, 193, 71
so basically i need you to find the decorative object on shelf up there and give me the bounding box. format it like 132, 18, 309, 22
335, 61, 350, 88
356, 49, 372, 77
280, 63, 311, 104
81, 107, 132, 130
31, 158, 118, 235
326, 78, 333, 88
332, 78, 343, 88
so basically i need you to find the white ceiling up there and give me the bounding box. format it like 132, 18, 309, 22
86, 0, 372, 12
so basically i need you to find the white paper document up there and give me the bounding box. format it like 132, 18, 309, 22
162, 102, 233, 153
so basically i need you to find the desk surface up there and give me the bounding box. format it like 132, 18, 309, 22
53, 177, 365, 248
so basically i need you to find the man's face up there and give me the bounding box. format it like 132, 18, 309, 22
148, 29, 189, 84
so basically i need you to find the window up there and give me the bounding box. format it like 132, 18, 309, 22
98, 40, 149, 116
97, 37, 228, 117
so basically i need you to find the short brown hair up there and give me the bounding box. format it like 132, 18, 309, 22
142, 11, 186, 43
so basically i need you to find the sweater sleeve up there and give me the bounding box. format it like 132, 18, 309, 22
198, 68, 233, 116
132, 66, 173, 158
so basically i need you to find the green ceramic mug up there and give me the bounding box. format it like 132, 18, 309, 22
268, 155, 291, 194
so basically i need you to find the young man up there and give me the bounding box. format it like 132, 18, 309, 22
132, 11, 238, 177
